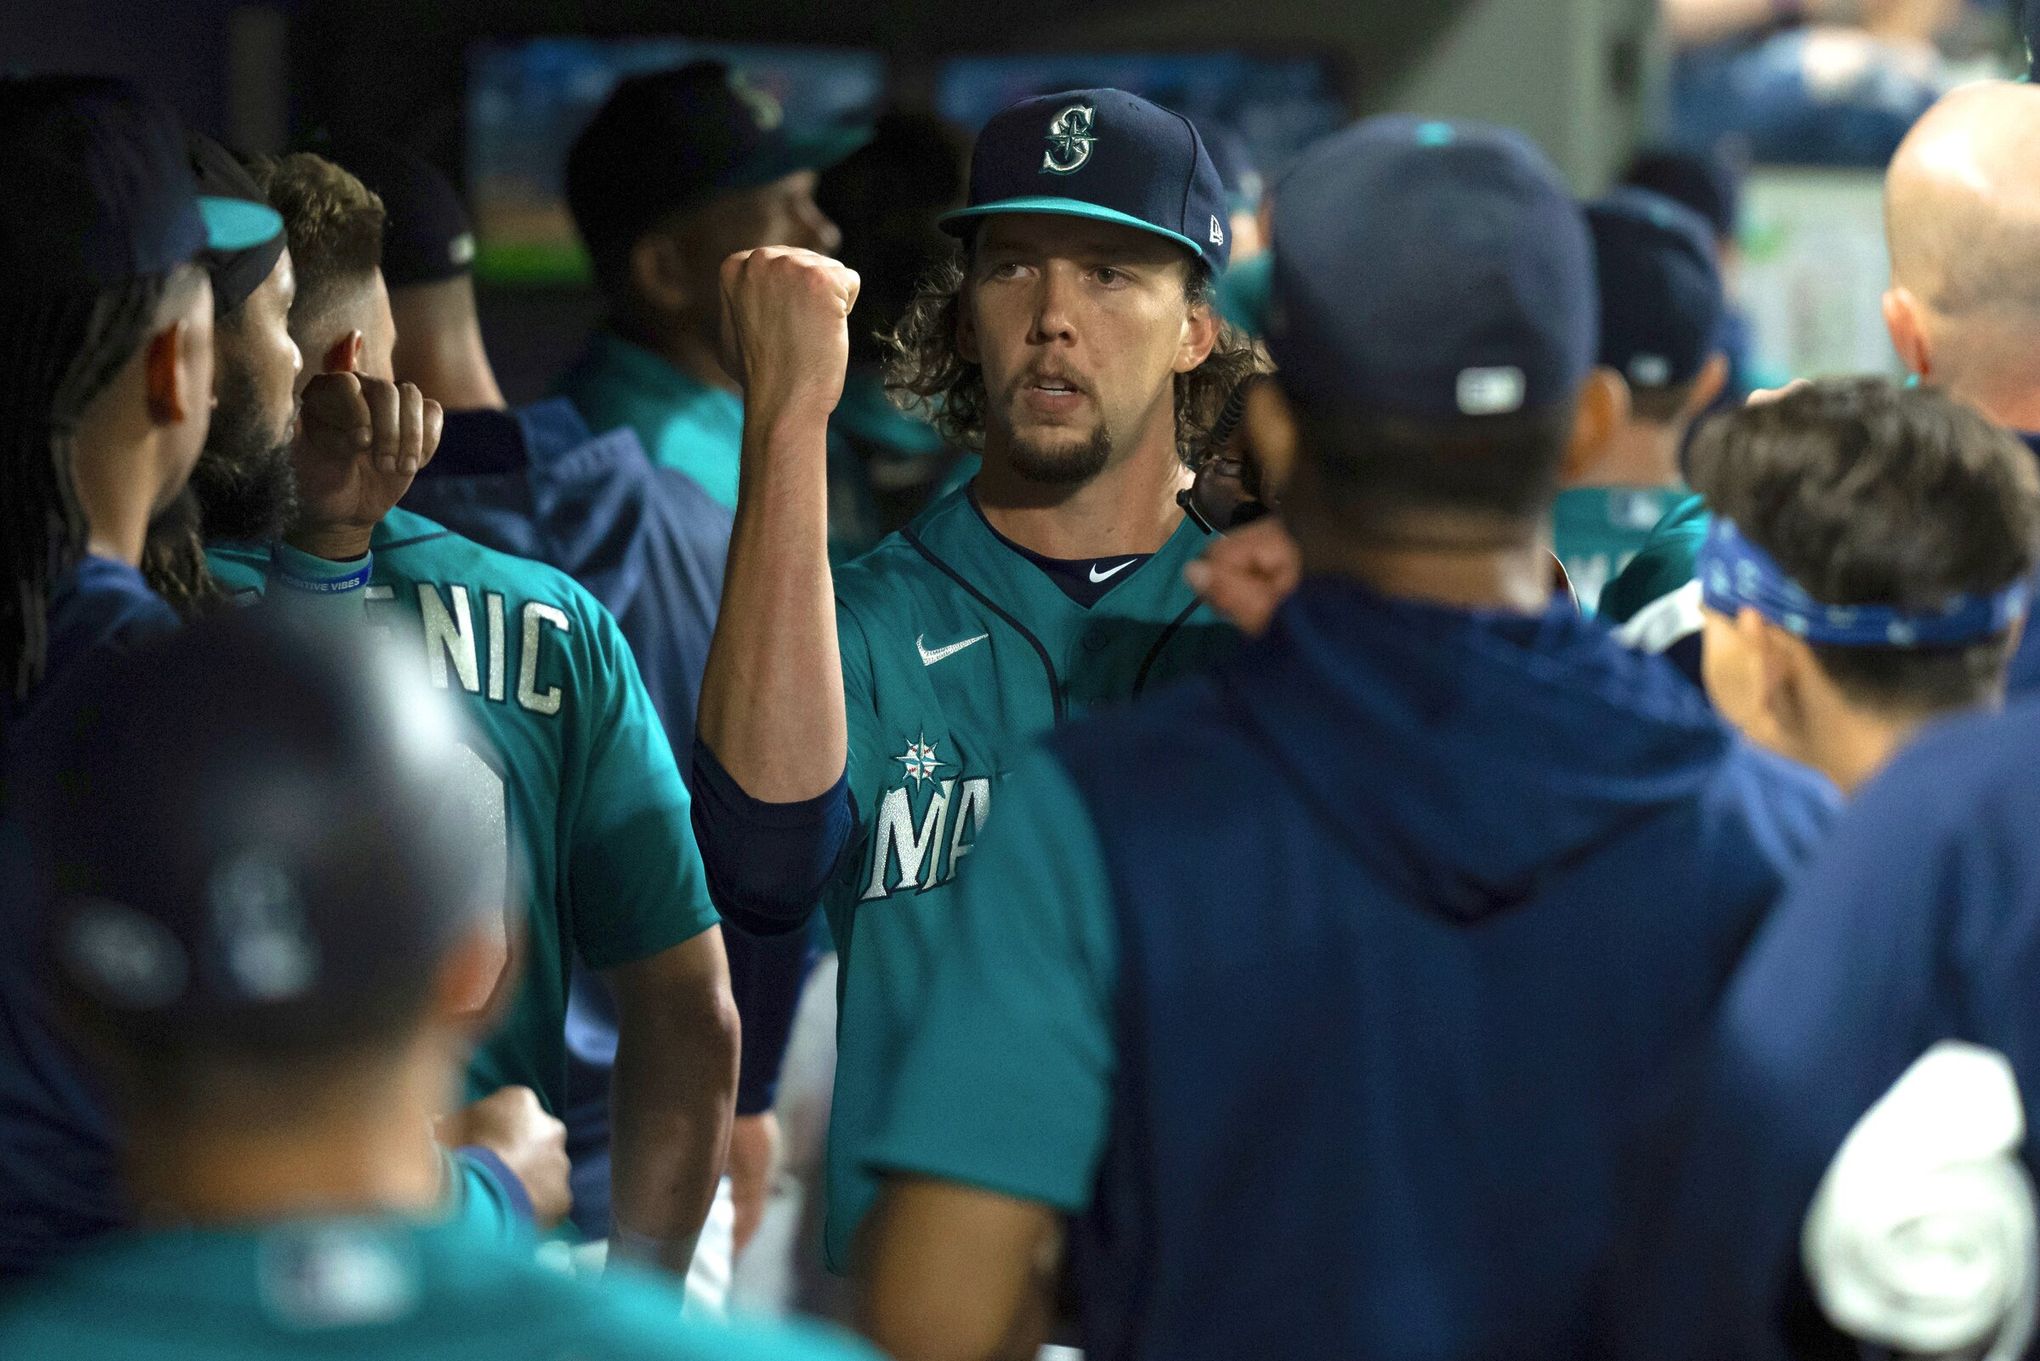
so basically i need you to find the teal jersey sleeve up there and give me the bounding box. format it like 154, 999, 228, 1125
566, 597, 720, 971
862, 747, 1118, 1213
442, 1149, 532, 1248
1598, 493, 1709, 627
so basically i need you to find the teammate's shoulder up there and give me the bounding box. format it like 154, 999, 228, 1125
378, 509, 603, 607
537, 1266, 877, 1361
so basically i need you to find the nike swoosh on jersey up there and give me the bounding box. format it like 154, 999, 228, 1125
1089, 559, 1139, 584
917, 632, 990, 667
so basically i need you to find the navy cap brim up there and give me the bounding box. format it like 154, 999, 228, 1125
734, 124, 874, 190
197, 195, 282, 253
938, 196, 1218, 265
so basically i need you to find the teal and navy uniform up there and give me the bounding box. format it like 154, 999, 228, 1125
559, 329, 882, 560
692, 487, 1234, 1269
0, 1212, 877, 1361
866, 577, 1837, 1361
1552, 485, 1688, 615
208, 509, 720, 1114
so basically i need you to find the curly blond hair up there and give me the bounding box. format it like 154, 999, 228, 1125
882, 250, 1265, 467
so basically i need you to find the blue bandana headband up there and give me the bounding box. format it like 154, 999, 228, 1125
1696, 517, 2031, 649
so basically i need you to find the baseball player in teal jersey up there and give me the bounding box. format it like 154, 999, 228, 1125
0, 611, 872, 1361
690, 87, 1258, 1272
1551, 188, 1728, 613
198, 152, 736, 1281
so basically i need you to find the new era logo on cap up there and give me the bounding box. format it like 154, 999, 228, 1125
1210, 214, 1225, 246
1457, 367, 1527, 416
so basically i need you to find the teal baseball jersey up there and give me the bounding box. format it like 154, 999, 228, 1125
0, 1213, 878, 1361
208, 509, 720, 1114
1552, 485, 1688, 615
817, 487, 1236, 1268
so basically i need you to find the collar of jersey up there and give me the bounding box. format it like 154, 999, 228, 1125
904, 483, 1212, 625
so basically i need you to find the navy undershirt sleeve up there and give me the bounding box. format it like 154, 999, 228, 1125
724, 925, 818, 1115
689, 739, 855, 938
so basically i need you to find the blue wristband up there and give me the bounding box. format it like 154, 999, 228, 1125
269, 542, 373, 595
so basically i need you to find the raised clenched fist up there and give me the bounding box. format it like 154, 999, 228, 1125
290, 369, 444, 561
718, 246, 861, 420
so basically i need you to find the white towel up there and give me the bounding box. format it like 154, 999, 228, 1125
1802, 1040, 2038, 1360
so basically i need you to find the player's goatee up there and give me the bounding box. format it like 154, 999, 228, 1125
1006, 426, 1113, 486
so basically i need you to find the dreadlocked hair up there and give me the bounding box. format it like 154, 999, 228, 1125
1, 273, 166, 703
882, 247, 1266, 467
141, 486, 226, 623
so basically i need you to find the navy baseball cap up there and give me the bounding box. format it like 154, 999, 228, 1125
1587, 187, 1724, 390
38, 612, 506, 1040
318, 138, 475, 287
1621, 147, 1741, 243
568, 61, 871, 262
1265, 115, 1596, 421
0, 76, 280, 295
940, 88, 1232, 271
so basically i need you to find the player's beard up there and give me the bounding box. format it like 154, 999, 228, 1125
1003, 424, 1114, 486
188, 357, 298, 544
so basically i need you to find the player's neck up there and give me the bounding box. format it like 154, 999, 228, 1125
1290, 495, 1555, 615
121, 1046, 449, 1227
1800, 701, 1929, 796
620, 313, 737, 395
1570, 420, 1686, 491
392, 334, 505, 413
975, 425, 1191, 560
68, 434, 158, 567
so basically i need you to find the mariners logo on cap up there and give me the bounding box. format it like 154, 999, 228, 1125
726, 69, 784, 133
1042, 104, 1097, 175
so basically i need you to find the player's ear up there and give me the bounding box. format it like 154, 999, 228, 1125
1175, 276, 1219, 375
1883, 286, 1931, 380
1753, 618, 1817, 752
630, 230, 692, 316
1685, 352, 1730, 420
322, 329, 365, 377
1561, 368, 1630, 486
143, 319, 193, 425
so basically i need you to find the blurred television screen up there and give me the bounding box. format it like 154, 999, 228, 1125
1736, 167, 1903, 386
935, 51, 1344, 181
467, 37, 885, 283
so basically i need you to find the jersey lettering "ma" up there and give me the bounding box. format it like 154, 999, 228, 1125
861, 775, 992, 901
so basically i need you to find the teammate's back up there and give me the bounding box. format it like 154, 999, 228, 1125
1046, 580, 1832, 1359
0, 1214, 867, 1361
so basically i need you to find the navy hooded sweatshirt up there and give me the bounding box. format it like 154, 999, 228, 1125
867, 575, 1838, 1361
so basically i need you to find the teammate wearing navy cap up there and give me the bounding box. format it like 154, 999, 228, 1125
1554, 188, 1727, 613
0, 77, 271, 726
0, 612, 878, 1361
694, 87, 1259, 1274
853, 116, 1836, 1361
0, 76, 266, 1281
558, 61, 868, 537
204, 150, 740, 1289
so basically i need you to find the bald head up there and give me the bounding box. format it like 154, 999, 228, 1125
1888, 82, 2040, 318
1885, 82, 2040, 425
